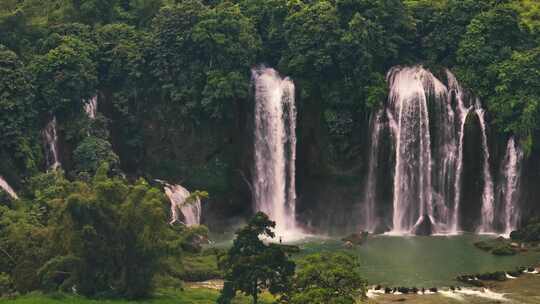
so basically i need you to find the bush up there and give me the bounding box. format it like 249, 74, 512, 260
73, 136, 119, 175
492, 246, 518, 256
0, 272, 13, 295
474, 241, 495, 251
510, 218, 540, 242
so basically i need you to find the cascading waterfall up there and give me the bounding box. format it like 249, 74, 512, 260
387, 67, 444, 234
164, 184, 202, 226
371, 66, 495, 235
500, 137, 523, 236
362, 109, 384, 232
476, 100, 496, 234
0, 176, 18, 200
43, 117, 61, 170
84, 95, 98, 119
447, 71, 471, 234
252, 66, 299, 238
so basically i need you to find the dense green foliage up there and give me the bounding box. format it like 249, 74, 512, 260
0, 0, 538, 181
288, 253, 366, 304
1, 0, 540, 301
0, 164, 207, 298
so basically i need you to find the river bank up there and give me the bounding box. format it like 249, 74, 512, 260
367, 267, 540, 303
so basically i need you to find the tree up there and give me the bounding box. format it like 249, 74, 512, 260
490, 47, 540, 152
456, 5, 539, 151
0, 44, 39, 172
8, 164, 187, 298
218, 212, 295, 304
405, 0, 509, 66
73, 136, 120, 175
72, 0, 117, 25
288, 252, 367, 304
457, 6, 527, 99
31, 35, 98, 116
151, 0, 260, 122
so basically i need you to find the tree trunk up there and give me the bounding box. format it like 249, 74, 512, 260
253, 282, 258, 304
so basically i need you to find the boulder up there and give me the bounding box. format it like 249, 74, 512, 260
413, 215, 434, 236
342, 231, 369, 246
398, 287, 410, 294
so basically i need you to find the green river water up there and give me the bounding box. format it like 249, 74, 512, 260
290, 234, 540, 287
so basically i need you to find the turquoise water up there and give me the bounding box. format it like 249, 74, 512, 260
293, 234, 540, 287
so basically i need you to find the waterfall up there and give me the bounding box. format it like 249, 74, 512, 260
447, 71, 471, 234
500, 137, 523, 236
378, 66, 495, 235
43, 117, 61, 170
362, 109, 384, 232
252, 66, 299, 239
84, 95, 98, 119
164, 184, 201, 226
476, 100, 495, 233
0, 176, 18, 200
387, 66, 445, 234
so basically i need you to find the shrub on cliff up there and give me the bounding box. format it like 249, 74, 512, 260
511, 217, 540, 242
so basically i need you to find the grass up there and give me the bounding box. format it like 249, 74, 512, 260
181, 252, 222, 281
0, 288, 275, 304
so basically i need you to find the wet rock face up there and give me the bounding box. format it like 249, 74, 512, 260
460, 112, 484, 231
413, 215, 434, 236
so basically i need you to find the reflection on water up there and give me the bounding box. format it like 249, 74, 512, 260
295, 234, 540, 287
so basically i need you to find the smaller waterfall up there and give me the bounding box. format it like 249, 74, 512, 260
363, 109, 384, 232
0, 176, 18, 200
476, 100, 495, 233
447, 71, 471, 234
501, 137, 523, 236
164, 184, 202, 226
43, 117, 61, 170
84, 95, 98, 119
252, 66, 300, 239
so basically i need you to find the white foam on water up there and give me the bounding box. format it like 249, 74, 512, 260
506, 273, 517, 279
366, 289, 385, 298
439, 290, 465, 301
455, 288, 508, 302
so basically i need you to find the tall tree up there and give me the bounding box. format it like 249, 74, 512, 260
218, 212, 295, 304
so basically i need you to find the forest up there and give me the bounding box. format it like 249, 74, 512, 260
1, 0, 540, 303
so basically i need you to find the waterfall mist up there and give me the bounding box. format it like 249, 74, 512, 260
252, 66, 301, 239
